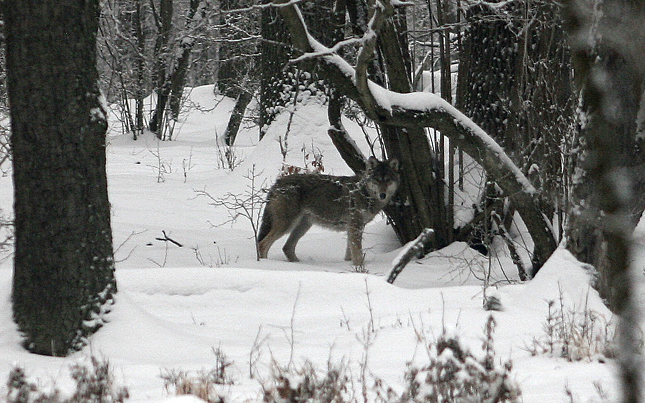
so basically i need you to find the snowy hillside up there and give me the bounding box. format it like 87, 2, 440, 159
0, 85, 639, 402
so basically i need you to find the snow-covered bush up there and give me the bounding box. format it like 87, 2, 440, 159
67, 357, 129, 403
262, 317, 520, 403
263, 361, 354, 403
399, 316, 520, 403
161, 369, 228, 403
7, 357, 128, 403
525, 296, 617, 362
161, 348, 233, 403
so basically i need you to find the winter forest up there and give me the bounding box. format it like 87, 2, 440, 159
1, 0, 645, 402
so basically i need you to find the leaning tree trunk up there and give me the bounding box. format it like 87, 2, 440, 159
327, 0, 448, 248
5, 0, 117, 356
378, 15, 450, 247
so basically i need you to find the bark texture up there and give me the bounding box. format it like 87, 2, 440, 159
6, 0, 116, 356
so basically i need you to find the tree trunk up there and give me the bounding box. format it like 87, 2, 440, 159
567, 49, 645, 288
224, 90, 253, 146
325, 0, 366, 174
340, 0, 448, 247
169, 0, 202, 120
134, 0, 146, 138
259, 0, 335, 136
5, 0, 116, 356
456, 1, 574, 258
377, 16, 447, 246
149, 0, 173, 137
259, 2, 293, 135
168, 50, 190, 121
563, 2, 644, 401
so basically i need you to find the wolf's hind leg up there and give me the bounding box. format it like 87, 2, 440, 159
282, 216, 312, 262
258, 208, 292, 259
258, 230, 280, 259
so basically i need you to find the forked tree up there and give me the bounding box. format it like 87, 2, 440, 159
5, 0, 117, 356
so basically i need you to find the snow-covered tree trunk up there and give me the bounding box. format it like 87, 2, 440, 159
456, 1, 574, 251
6, 0, 116, 356
259, 0, 335, 137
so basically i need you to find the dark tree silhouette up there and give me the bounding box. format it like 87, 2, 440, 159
563, 1, 644, 400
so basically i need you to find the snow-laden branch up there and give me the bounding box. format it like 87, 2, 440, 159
220, 0, 306, 14
353, 0, 395, 114
290, 37, 364, 64
272, 0, 557, 272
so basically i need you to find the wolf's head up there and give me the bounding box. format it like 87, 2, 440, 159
363, 156, 400, 203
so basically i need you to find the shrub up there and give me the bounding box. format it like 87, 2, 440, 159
161, 348, 233, 403
262, 361, 354, 403
67, 357, 129, 403
399, 316, 521, 403
7, 357, 128, 403
262, 316, 521, 403
161, 370, 227, 403
524, 291, 618, 362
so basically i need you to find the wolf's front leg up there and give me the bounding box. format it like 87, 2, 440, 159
347, 226, 365, 267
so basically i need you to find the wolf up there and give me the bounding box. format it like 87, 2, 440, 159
257, 156, 400, 266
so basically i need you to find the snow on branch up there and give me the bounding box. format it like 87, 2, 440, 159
220, 0, 306, 15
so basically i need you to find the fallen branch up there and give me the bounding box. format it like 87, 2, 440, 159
156, 230, 183, 247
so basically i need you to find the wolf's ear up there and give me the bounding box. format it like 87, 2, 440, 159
367, 156, 379, 170
389, 158, 400, 172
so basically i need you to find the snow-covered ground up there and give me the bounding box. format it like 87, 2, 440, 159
0, 85, 639, 402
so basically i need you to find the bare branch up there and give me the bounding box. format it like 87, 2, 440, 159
155, 230, 183, 247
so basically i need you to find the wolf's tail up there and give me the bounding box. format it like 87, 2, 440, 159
257, 207, 272, 245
